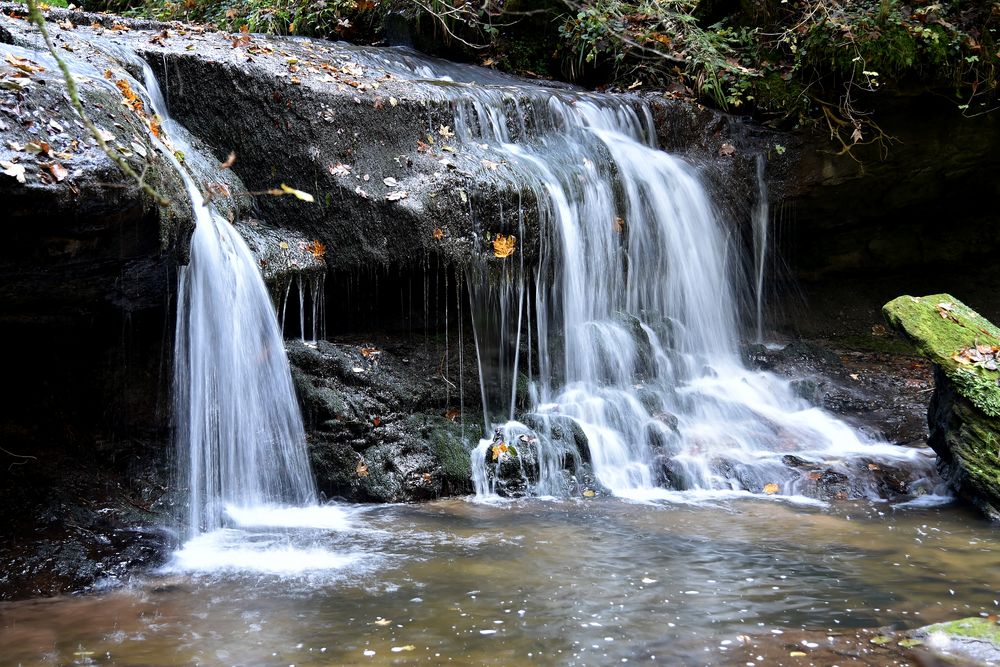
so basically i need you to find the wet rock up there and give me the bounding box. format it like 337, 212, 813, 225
884, 294, 1000, 521
910, 616, 1000, 665
287, 338, 481, 502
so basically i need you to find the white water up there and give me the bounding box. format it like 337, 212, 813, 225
121, 64, 361, 576
452, 90, 938, 500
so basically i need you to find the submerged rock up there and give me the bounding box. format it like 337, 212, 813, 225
884, 293, 1000, 520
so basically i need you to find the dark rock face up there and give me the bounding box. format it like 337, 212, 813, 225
287, 338, 482, 502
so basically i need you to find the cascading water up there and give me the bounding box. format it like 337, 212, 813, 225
447, 89, 938, 501
138, 65, 317, 535
109, 62, 366, 574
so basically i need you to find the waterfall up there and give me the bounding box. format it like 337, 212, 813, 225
138, 65, 317, 536
450, 90, 935, 500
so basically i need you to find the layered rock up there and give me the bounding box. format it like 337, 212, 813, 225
884, 294, 1000, 520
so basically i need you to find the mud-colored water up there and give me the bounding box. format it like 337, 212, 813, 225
1, 497, 996, 666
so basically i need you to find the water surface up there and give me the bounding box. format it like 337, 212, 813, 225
1, 497, 997, 665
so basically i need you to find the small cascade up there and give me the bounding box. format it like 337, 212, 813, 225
445, 88, 937, 501
752, 153, 769, 344
135, 64, 317, 536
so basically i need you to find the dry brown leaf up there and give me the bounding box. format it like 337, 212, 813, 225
220, 151, 236, 169
433, 227, 444, 240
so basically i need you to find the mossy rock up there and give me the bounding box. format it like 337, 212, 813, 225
884, 294, 1000, 521
883, 294, 1000, 418
912, 617, 1000, 665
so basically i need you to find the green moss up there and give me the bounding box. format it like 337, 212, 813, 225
409, 415, 478, 483
923, 617, 1000, 644
883, 294, 1000, 417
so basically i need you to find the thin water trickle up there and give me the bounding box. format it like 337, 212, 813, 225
753, 153, 770, 344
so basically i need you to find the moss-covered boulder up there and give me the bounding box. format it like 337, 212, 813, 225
883, 294, 1000, 520
911, 617, 1000, 665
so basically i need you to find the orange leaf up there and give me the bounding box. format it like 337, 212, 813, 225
433, 227, 444, 240
306, 239, 326, 259
493, 233, 516, 258
763, 483, 779, 495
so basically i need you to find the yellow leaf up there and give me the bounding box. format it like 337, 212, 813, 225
356, 460, 369, 477
493, 234, 516, 258
583, 489, 596, 497
279, 183, 315, 202
763, 483, 779, 495
278, 241, 289, 250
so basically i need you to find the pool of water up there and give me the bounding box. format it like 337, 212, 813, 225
1, 496, 997, 666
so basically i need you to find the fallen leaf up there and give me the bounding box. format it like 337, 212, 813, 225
433, 227, 444, 240
115, 79, 143, 112
356, 460, 369, 477
867, 463, 880, 471
492, 233, 516, 258
438, 124, 454, 138
789, 651, 807, 657
386, 190, 408, 201
373, 618, 392, 626
46, 162, 68, 182
719, 142, 736, 157
25, 140, 50, 155
5, 53, 45, 75
583, 489, 596, 497
390, 645, 416, 653
360, 347, 380, 358
849, 373, 860, 380
278, 183, 315, 202
763, 483, 779, 495
6, 140, 23, 151
329, 162, 351, 176
383, 176, 397, 187
278, 241, 289, 250
372, 416, 381, 427
220, 151, 236, 169
1, 160, 26, 183
613, 216, 625, 234
897, 638, 923, 648
444, 408, 460, 421
306, 239, 326, 259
